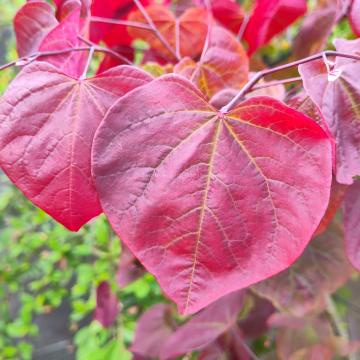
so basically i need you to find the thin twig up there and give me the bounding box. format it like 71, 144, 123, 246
80, 46, 95, 80
133, 0, 179, 61
251, 77, 302, 91
0, 47, 90, 72
221, 50, 360, 113
90, 16, 152, 30
78, 36, 133, 65
0, 42, 134, 73
326, 295, 357, 360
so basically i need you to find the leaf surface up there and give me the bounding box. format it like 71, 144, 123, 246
0, 62, 152, 231
253, 222, 352, 316
131, 304, 175, 358
39, 8, 87, 78
350, 0, 360, 36
128, 4, 208, 61
299, 38, 360, 184
174, 26, 248, 98
92, 75, 332, 314
160, 291, 244, 359
343, 179, 360, 271
244, 0, 307, 55
14, 1, 58, 58
94, 281, 119, 327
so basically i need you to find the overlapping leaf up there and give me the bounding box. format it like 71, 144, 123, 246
210, 0, 245, 34
128, 4, 208, 61
350, 0, 360, 36
39, 8, 87, 78
160, 291, 244, 359
131, 304, 175, 358
174, 26, 249, 98
0, 62, 152, 231
94, 281, 119, 327
92, 74, 332, 314
244, 0, 307, 55
253, 222, 352, 316
299, 38, 360, 184
343, 179, 360, 271
14, 1, 58, 58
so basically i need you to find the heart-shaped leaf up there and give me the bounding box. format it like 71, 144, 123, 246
39, 7, 87, 78
174, 26, 249, 98
299, 38, 360, 184
92, 75, 332, 314
0, 62, 152, 231
128, 4, 208, 61
244, 0, 307, 55
14, 1, 58, 58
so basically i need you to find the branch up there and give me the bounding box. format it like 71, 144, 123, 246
221, 50, 360, 113
0, 42, 133, 73
251, 77, 302, 92
78, 36, 133, 65
133, 0, 180, 61
326, 295, 356, 360
90, 16, 152, 30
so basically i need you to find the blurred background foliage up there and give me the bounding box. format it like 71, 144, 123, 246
0, 0, 358, 359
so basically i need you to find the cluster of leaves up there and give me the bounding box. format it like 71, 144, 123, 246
1, 0, 360, 358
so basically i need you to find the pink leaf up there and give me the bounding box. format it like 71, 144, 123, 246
14, 1, 58, 58
94, 281, 119, 327
92, 74, 332, 314
0, 62, 152, 231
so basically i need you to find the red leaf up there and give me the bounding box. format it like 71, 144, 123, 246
128, 4, 208, 61
160, 291, 244, 359
90, 0, 150, 47
174, 26, 249, 98
299, 38, 360, 184
314, 179, 347, 237
211, 0, 245, 34
131, 304, 175, 358
0, 62, 152, 231
14, 1, 58, 58
94, 281, 119, 327
39, 8, 87, 78
244, 0, 307, 55
350, 0, 360, 36
343, 179, 360, 271
92, 75, 332, 314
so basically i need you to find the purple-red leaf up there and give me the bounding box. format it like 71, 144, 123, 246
38, 8, 87, 78
160, 291, 244, 359
299, 38, 360, 184
252, 222, 352, 316
244, 0, 307, 55
0, 62, 152, 231
343, 179, 360, 271
174, 26, 249, 98
94, 281, 119, 327
14, 1, 58, 58
131, 304, 175, 358
92, 74, 332, 314
350, 0, 360, 36
128, 5, 208, 61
